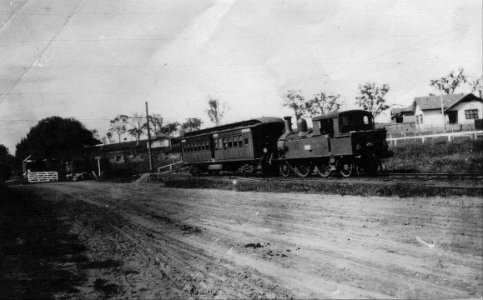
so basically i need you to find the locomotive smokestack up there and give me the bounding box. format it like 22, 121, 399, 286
283, 116, 293, 133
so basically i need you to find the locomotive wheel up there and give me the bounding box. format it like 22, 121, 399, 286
315, 164, 331, 178
295, 162, 311, 177
339, 162, 353, 178
279, 162, 291, 177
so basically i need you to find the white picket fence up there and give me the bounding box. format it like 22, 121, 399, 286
387, 130, 483, 146
27, 171, 59, 183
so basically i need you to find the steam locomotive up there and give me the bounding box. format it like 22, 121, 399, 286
180, 110, 392, 177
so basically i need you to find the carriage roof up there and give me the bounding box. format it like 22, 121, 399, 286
183, 117, 284, 138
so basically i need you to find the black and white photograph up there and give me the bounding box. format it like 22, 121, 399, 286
0, 0, 482, 298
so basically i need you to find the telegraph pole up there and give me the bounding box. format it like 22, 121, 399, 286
440, 93, 445, 132
145, 101, 153, 172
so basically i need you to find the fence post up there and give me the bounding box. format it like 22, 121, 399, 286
422, 136, 425, 143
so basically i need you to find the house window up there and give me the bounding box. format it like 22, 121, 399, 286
416, 115, 423, 124
465, 109, 478, 119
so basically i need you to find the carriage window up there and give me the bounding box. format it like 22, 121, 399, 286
201, 141, 205, 151
228, 137, 233, 148
238, 135, 243, 147
223, 138, 227, 149
363, 116, 369, 125
244, 138, 249, 146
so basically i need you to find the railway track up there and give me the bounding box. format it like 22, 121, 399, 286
169, 168, 483, 181
383, 172, 483, 181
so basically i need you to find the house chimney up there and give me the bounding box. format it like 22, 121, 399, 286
283, 116, 293, 133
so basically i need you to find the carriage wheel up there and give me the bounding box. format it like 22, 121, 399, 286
315, 164, 331, 178
295, 162, 311, 178
339, 161, 353, 178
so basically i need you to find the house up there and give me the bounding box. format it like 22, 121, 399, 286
391, 93, 482, 128
90, 135, 181, 174
412, 93, 482, 128
150, 133, 180, 150
390, 105, 415, 123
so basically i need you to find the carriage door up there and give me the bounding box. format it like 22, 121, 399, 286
209, 135, 215, 161
241, 128, 254, 159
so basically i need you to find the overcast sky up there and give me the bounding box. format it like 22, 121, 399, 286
1, 0, 482, 154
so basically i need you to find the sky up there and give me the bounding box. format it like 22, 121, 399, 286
0, 0, 482, 154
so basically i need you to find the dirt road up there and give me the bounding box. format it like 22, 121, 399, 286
2, 181, 482, 298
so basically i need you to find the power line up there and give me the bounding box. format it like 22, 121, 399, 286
0, 0, 84, 103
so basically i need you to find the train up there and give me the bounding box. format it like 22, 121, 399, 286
180, 110, 392, 177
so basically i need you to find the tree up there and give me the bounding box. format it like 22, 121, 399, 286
467, 76, 482, 98
147, 113, 164, 135
161, 122, 180, 136
106, 132, 114, 143
127, 113, 146, 142
305, 92, 341, 117
206, 97, 227, 126
355, 82, 390, 118
0, 144, 15, 180
430, 68, 467, 95
180, 118, 202, 136
108, 115, 129, 143
282, 90, 306, 119
15, 117, 99, 162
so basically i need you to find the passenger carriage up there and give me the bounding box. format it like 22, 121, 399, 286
181, 117, 285, 175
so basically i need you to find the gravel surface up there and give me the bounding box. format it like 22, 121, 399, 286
1, 182, 482, 299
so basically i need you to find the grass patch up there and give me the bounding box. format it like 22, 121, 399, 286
385, 138, 483, 173
150, 175, 481, 198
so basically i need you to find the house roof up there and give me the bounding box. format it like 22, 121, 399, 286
390, 105, 412, 116
413, 93, 482, 111
97, 140, 148, 151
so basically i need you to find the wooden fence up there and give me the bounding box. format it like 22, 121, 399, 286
157, 161, 184, 172
27, 171, 59, 183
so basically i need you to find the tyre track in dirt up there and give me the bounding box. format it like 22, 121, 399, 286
16, 182, 482, 299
